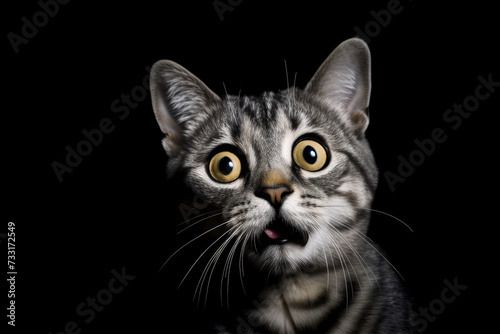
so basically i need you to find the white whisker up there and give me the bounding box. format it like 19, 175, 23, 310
311, 218, 350, 310
238, 233, 250, 296
179, 223, 238, 290
222, 82, 229, 96
158, 219, 230, 273
322, 244, 330, 291
368, 208, 414, 233
197, 224, 243, 308
327, 231, 354, 310
222, 230, 246, 307
319, 205, 414, 233
177, 211, 223, 234
336, 220, 406, 282
176, 208, 222, 227
329, 224, 380, 292
284, 59, 290, 90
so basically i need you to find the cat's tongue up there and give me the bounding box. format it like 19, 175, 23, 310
260, 221, 309, 247
264, 228, 284, 240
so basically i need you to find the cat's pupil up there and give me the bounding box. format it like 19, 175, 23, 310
303, 146, 317, 164
219, 156, 234, 175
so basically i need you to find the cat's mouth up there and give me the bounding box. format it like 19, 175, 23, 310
255, 217, 309, 252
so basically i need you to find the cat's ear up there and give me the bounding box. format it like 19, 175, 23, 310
150, 60, 222, 156
305, 38, 371, 138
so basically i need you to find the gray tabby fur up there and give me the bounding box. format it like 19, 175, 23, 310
150, 38, 414, 333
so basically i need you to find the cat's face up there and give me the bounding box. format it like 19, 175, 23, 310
151, 38, 378, 276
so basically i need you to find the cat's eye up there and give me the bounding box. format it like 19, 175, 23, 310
292, 139, 328, 172
209, 151, 242, 183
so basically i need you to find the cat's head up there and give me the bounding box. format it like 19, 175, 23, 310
151, 38, 378, 276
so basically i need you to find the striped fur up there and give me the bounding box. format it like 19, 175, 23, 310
151, 38, 414, 333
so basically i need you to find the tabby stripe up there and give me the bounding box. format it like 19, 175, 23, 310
314, 279, 361, 333
337, 149, 376, 193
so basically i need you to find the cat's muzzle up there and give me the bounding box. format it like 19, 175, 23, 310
255, 216, 309, 253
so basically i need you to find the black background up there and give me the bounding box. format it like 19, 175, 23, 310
4, 0, 498, 333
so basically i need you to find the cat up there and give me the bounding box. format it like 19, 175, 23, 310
150, 38, 414, 333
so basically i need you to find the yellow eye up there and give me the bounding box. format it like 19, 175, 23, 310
209, 151, 242, 183
292, 139, 328, 172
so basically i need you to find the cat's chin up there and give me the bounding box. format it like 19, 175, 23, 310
246, 229, 316, 276
246, 246, 306, 276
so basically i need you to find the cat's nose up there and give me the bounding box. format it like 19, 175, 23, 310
256, 171, 293, 208
256, 186, 293, 208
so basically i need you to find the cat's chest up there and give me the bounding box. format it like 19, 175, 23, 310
245, 272, 337, 333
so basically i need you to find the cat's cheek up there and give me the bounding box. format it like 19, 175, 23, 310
230, 204, 274, 230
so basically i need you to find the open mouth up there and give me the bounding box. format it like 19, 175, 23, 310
255, 217, 309, 253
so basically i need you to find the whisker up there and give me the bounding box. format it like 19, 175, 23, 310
368, 208, 414, 233
312, 218, 350, 310
284, 59, 290, 90
177, 211, 223, 235
176, 208, 222, 228
222, 230, 245, 307
252, 232, 259, 255
237, 89, 242, 108
333, 237, 351, 311
203, 226, 242, 308
158, 219, 230, 273
327, 230, 357, 308
324, 218, 377, 286
322, 244, 330, 291
238, 233, 250, 296
179, 223, 238, 290
336, 220, 406, 282
195, 223, 243, 308
321, 204, 407, 282
310, 223, 330, 291
329, 224, 380, 291
318, 205, 414, 233
329, 244, 338, 300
